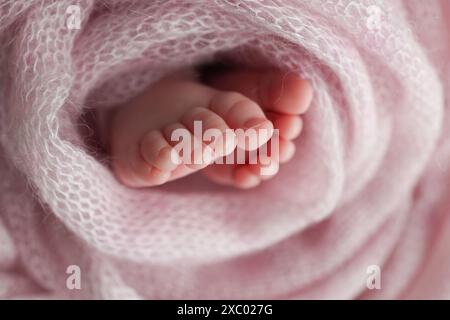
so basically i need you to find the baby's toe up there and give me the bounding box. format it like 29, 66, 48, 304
206, 69, 313, 116
201, 164, 235, 186
261, 71, 313, 115
145, 167, 172, 186
266, 112, 303, 140
278, 139, 296, 163
163, 122, 212, 171
140, 130, 181, 172
114, 147, 171, 188
234, 166, 261, 189
248, 161, 279, 181
209, 92, 273, 151
181, 107, 237, 160
202, 163, 264, 189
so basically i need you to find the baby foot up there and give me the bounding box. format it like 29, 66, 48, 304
201, 69, 313, 189
108, 72, 274, 187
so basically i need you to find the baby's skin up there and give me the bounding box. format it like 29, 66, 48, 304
108, 68, 313, 189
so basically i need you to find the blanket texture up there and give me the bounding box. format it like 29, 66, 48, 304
0, 0, 449, 299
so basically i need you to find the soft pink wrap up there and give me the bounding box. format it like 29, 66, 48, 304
0, 0, 449, 299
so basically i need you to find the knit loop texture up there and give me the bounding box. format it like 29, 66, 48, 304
0, 0, 449, 299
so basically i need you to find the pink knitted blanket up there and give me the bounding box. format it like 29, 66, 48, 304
0, 0, 449, 299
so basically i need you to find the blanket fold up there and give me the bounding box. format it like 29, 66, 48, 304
0, 0, 449, 299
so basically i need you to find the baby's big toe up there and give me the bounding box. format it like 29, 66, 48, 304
113, 151, 172, 188
140, 130, 181, 172
262, 71, 313, 115
206, 68, 313, 116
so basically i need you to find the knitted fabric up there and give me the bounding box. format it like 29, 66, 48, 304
0, 0, 449, 299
